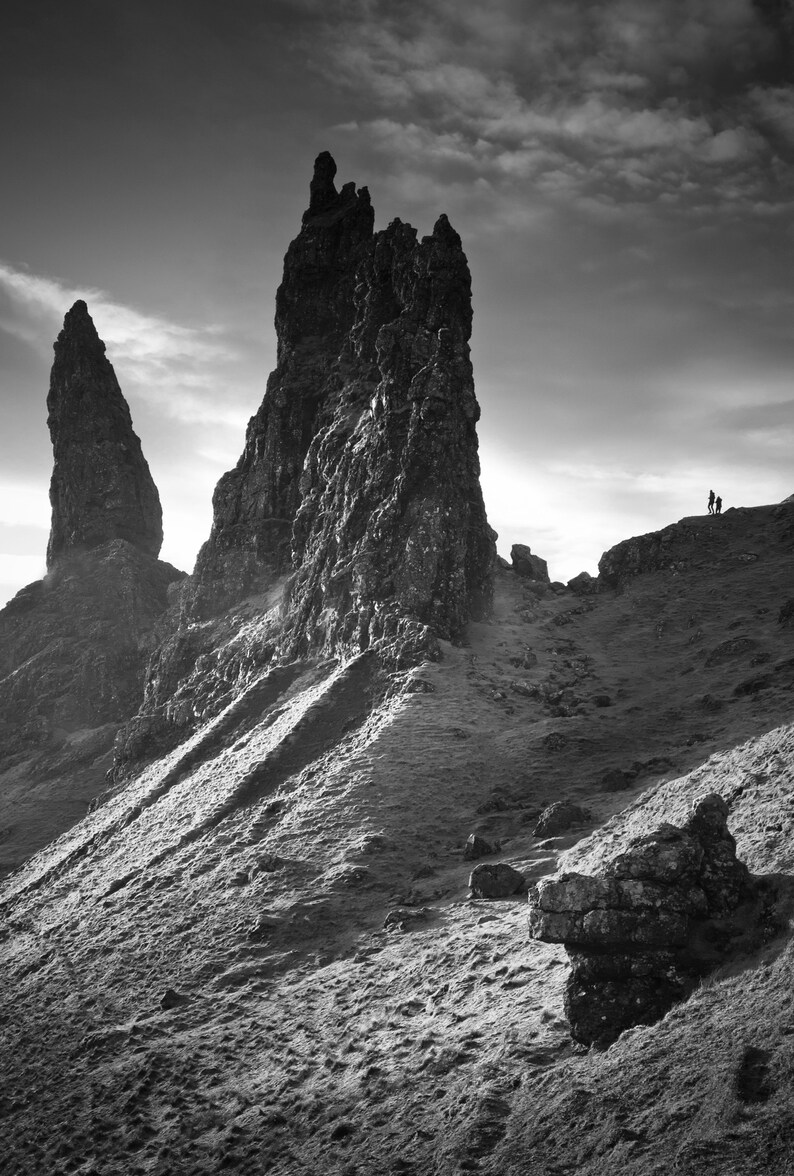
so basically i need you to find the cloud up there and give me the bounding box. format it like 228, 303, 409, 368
0, 554, 46, 596
319, 0, 790, 223
0, 482, 49, 529
0, 261, 247, 427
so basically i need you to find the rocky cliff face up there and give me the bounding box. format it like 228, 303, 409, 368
46, 300, 163, 568
189, 153, 495, 659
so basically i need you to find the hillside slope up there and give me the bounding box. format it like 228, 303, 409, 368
2, 501, 794, 1175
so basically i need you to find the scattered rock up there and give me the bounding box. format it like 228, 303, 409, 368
541, 732, 567, 752
705, 637, 758, 666
529, 794, 778, 1047
475, 792, 513, 814
509, 651, 538, 670
330, 1120, 356, 1141
778, 599, 794, 626
735, 1046, 773, 1104
510, 544, 550, 582
469, 863, 526, 898
159, 989, 189, 1011
567, 571, 597, 596
733, 674, 772, 697
251, 853, 285, 874
464, 834, 500, 860
46, 301, 163, 568
598, 768, 636, 792
534, 801, 591, 837
246, 915, 282, 941
383, 907, 431, 932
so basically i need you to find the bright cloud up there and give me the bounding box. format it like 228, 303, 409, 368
0, 483, 49, 530
0, 261, 246, 427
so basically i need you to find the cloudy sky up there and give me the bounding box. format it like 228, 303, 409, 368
1, 0, 792, 605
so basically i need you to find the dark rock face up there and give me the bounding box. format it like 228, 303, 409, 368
0, 541, 184, 875
529, 794, 775, 1047
46, 301, 163, 568
191, 153, 496, 660
190, 155, 375, 611
0, 542, 182, 745
511, 544, 549, 582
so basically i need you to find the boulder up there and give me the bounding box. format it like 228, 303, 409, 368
529, 794, 776, 1047
567, 571, 597, 596
534, 801, 591, 837
384, 907, 431, 931
510, 544, 550, 582
469, 863, 526, 899
463, 834, 499, 860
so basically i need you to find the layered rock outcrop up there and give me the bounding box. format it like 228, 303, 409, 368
529, 794, 776, 1047
46, 300, 163, 567
190, 153, 495, 660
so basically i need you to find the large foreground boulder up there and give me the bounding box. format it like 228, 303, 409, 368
529, 794, 777, 1047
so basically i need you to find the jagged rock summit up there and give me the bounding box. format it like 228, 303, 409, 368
191, 152, 495, 660
46, 299, 163, 568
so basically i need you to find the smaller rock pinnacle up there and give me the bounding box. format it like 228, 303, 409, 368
46, 302, 163, 568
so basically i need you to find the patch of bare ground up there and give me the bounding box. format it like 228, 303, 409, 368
2, 503, 794, 1173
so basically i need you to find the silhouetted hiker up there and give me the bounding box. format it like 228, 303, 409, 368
708, 489, 715, 514
715, 495, 722, 515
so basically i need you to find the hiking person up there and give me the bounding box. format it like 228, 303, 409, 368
715, 495, 722, 515
708, 489, 715, 514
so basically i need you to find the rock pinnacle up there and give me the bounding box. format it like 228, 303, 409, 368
46, 300, 163, 568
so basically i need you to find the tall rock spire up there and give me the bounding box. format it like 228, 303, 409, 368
46, 300, 163, 568
191, 153, 496, 659
191, 153, 375, 608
